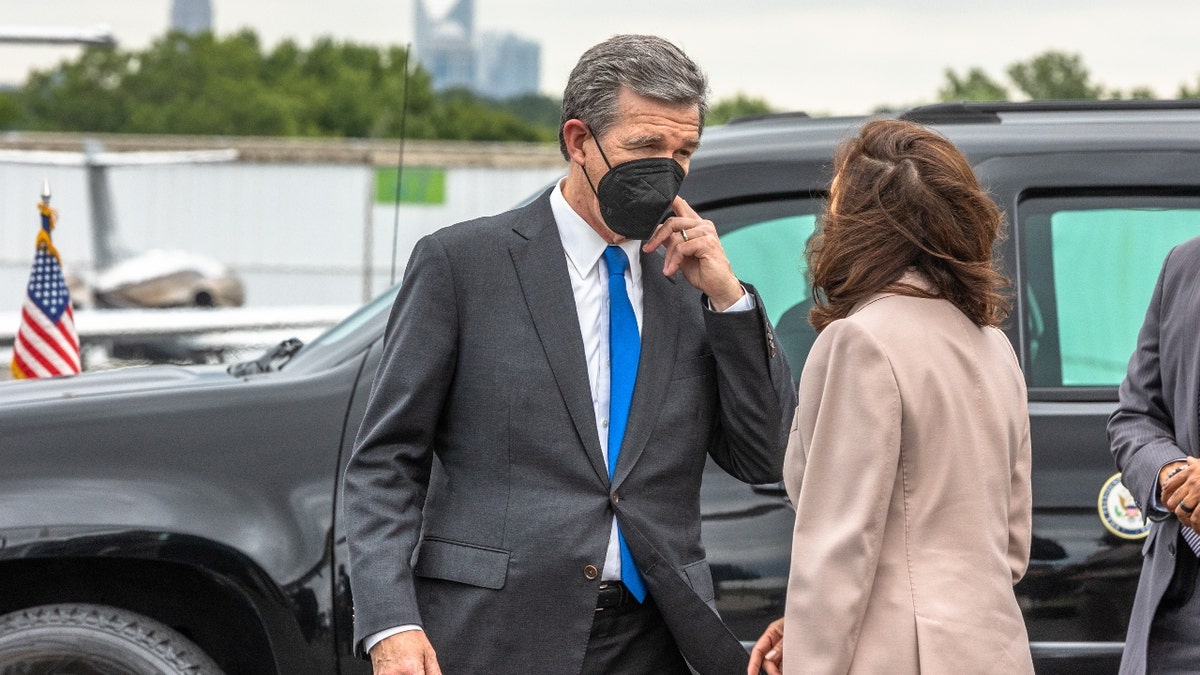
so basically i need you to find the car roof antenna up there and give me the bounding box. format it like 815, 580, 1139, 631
390, 43, 412, 288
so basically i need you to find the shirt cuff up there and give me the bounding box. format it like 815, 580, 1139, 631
364, 625, 422, 656
707, 285, 756, 313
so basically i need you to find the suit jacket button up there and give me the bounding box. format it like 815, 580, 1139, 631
1169, 542, 1177, 555
612, 492, 620, 504
584, 565, 599, 580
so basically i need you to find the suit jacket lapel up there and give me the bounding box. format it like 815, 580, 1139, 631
613, 249, 680, 487
509, 195, 609, 485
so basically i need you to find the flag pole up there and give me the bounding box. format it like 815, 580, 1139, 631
10, 180, 82, 379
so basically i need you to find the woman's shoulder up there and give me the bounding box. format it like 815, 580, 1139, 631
842, 291, 952, 334
824, 293, 988, 357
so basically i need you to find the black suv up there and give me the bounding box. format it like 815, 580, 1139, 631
3, 100, 1200, 674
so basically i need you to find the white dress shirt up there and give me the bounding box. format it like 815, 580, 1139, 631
365, 181, 752, 654
552, 181, 645, 584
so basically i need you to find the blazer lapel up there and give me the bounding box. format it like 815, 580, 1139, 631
613, 249, 680, 487
509, 195, 609, 486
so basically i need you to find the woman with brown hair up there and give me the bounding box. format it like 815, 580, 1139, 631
749, 119, 1033, 674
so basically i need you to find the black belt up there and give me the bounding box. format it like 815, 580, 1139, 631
595, 580, 639, 611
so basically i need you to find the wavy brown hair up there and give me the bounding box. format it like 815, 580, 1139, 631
807, 119, 1011, 331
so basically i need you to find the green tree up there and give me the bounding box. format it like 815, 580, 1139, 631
23, 45, 133, 132
708, 93, 774, 125
430, 88, 554, 142
0, 88, 23, 129
13, 30, 556, 142
121, 31, 306, 135
496, 93, 562, 130
938, 67, 1008, 102
1007, 51, 1102, 100
1108, 86, 1157, 100
1179, 76, 1200, 99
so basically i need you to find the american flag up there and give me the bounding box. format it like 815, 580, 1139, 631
10, 199, 81, 379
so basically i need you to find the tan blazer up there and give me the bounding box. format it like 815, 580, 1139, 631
782, 280, 1033, 674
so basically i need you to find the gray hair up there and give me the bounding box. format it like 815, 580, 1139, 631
558, 34, 709, 160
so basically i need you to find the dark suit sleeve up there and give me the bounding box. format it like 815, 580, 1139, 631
1109, 246, 1186, 514
342, 234, 458, 654
701, 282, 797, 484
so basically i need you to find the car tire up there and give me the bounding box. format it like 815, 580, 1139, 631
0, 603, 223, 675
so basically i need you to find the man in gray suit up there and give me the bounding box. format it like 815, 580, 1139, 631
1110, 236, 1200, 674
343, 35, 795, 675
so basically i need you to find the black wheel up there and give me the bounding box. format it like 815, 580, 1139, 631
193, 290, 214, 307
0, 603, 223, 675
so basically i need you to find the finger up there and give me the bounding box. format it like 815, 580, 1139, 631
747, 633, 775, 674
671, 195, 699, 219
1165, 474, 1193, 508
662, 237, 696, 277
642, 197, 701, 252
643, 219, 683, 251
422, 640, 442, 675
1166, 467, 1193, 493
1186, 512, 1200, 531
1164, 481, 1185, 506
1173, 483, 1200, 512
763, 648, 783, 675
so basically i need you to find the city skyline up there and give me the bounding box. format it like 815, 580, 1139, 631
414, 0, 540, 98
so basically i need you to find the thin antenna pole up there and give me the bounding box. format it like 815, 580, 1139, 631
390, 43, 412, 287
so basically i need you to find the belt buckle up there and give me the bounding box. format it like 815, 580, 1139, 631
595, 581, 625, 612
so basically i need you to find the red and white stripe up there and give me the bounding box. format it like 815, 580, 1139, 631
12, 295, 81, 378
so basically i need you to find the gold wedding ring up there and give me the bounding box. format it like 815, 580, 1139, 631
680, 229, 690, 242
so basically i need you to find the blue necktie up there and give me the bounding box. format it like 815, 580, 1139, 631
603, 245, 647, 602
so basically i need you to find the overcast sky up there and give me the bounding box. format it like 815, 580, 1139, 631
2, 1, 1198, 115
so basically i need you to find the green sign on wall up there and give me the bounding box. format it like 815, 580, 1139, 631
375, 167, 446, 204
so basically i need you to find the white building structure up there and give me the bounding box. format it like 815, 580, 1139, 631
0, 134, 564, 312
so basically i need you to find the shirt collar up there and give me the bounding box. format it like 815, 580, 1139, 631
550, 180, 641, 281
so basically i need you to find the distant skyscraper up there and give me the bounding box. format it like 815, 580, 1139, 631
414, 0, 476, 92
414, 0, 541, 99
476, 32, 540, 99
170, 0, 213, 35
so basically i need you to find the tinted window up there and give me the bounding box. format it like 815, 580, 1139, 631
708, 199, 822, 374
1020, 196, 1200, 388
284, 284, 401, 370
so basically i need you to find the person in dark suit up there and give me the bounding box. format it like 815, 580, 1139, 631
342, 34, 796, 675
1110, 236, 1200, 674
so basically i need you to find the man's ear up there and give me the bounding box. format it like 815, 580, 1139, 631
562, 119, 591, 166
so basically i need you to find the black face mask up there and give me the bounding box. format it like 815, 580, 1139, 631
583, 130, 685, 240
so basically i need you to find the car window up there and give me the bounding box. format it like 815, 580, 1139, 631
1020, 196, 1200, 388
284, 283, 401, 369
707, 198, 822, 375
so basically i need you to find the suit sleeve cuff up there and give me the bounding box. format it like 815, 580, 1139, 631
705, 285, 756, 313
364, 625, 423, 656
